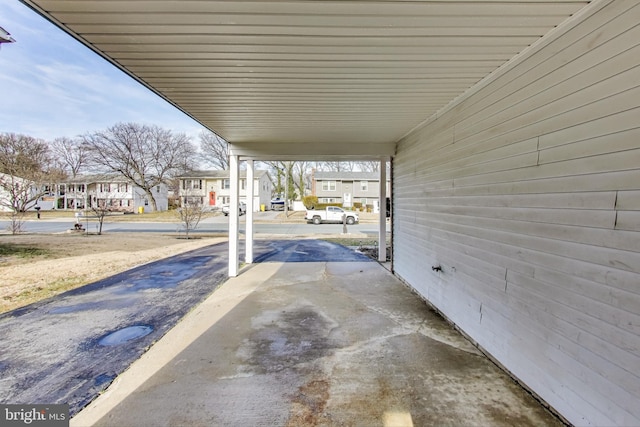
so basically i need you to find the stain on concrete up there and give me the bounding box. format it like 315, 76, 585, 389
286, 379, 331, 427
241, 305, 339, 375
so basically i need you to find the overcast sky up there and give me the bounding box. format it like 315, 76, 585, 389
0, 0, 206, 141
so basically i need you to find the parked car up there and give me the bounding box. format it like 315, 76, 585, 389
222, 202, 246, 216
305, 206, 359, 225
270, 197, 285, 211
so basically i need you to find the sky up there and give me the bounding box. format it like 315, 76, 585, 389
0, 0, 206, 141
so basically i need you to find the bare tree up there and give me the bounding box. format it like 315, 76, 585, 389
356, 161, 380, 173
176, 196, 208, 239
50, 136, 88, 178
0, 133, 61, 233
292, 161, 311, 198
263, 161, 297, 200
316, 161, 356, 172
199, 130, 229, 170
82, 123, 197, 211
88, 198, 112, 235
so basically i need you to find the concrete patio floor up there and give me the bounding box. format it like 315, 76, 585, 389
71, 241, 563, 427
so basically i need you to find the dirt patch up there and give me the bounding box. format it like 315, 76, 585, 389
0, 232, 225, 314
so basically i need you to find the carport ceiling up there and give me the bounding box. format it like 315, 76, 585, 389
22, 0, 590, 157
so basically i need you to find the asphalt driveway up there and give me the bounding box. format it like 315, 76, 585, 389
0, 242, 232, 415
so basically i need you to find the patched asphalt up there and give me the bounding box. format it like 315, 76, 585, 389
0, 239, 370, 416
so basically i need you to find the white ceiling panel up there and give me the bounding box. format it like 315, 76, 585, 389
21, 0, 591, 158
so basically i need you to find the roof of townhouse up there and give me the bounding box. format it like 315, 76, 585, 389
177, 170, 270, 179
64, 173, 134, 183
313, 171, 389, 181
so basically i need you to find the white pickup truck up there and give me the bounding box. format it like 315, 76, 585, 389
222, 202, 246, 216
305, 206, 359, 225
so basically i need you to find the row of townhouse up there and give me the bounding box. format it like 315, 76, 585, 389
177, 170, 391, 212
58, 174, 168, 212
178, 170, 272, 211
311, 171, 391, 210
0, 173, 168, 212
3, 170, 389, 214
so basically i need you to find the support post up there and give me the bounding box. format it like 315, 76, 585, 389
229, 155, 240, 277
378, 159, 387, 262
245, 159, 254, 264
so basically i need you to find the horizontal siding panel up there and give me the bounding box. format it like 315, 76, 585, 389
402, 211, 640, 295
475, 305, 619, 426
506, 272, 640, 392
616, 211, 640, 231
539, 126, 640, 164
494, 287, 640, 425
399, 196, 639, 253
454, 40, 640, 145
452, 169, 640, 196
423, 204, 615, 229
415, 212, 640, 278
507, 271, 640, 356
455, 148, 640, 187
616, 190, 640, 210
423, 152, 540, 183
448, 82, 640, 174
430, 225, 639, 296
424, 192, 616, 210
534, 267, 640, 324
432, 231, 535, 278
433, 242, 508, 282
454, 53, 640, 149
412, 138, 538, 175
452, 1, 640, 132
539, 106, 640, 149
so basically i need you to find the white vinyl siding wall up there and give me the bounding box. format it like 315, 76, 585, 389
393, 1, 640, 426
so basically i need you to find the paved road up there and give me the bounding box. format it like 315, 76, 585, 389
0, 240, 370, 416
0, 219, 384, 236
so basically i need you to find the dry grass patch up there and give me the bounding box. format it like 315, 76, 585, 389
0, 232, 225, 314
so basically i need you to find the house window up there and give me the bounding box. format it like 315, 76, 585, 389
223, 179, 230, 189
361, 181, 368, 191
118, 183, 128, 192
241, 179, 246, 190
321, 198, 336, 203
182, 180, 202, 190
144, 199, 149, 206
322, 181, 336, 191
156, 185, 161, 193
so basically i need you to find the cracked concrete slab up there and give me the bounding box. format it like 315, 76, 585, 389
72, 240, 562, 427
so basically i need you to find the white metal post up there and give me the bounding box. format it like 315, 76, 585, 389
245, 159, 254, 264
378, 159, 387, 262
228, 155, 240, 277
